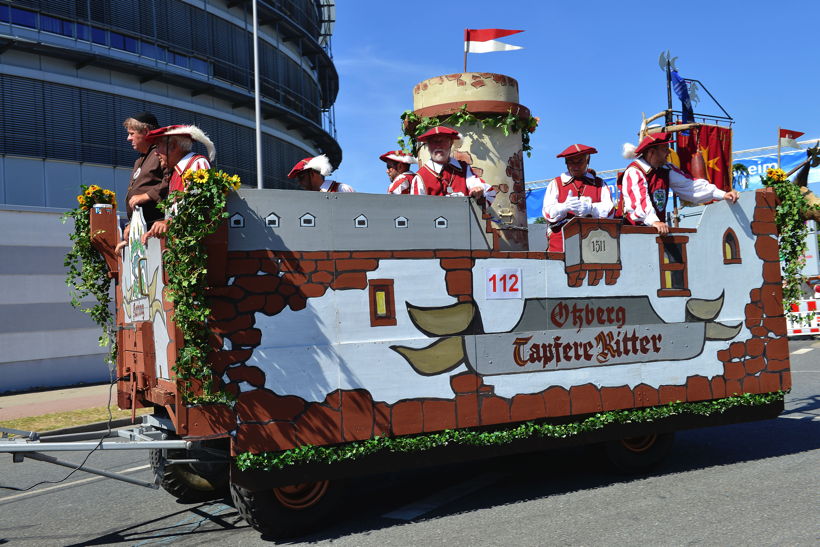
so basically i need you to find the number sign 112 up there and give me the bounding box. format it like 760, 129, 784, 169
485, 268, 523, 299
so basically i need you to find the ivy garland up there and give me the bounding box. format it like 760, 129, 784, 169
62, 185, 119, 364
235, 391, 784, 471
399, 104, 539, 156
761, 167, 819, 320
160, 168, 241, 403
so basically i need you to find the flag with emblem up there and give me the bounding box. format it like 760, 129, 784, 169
779, 128, 804, 149
676, 124, 733, 191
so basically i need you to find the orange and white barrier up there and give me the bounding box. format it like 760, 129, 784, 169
787, 299, 820, 336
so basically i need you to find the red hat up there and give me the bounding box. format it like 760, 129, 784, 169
556, 144, 598, 159
379, 150, 418, 165
633, 132, 675, 157
287, 154, 333, 178
145, 124, 216, 161
416, 126, 462, 142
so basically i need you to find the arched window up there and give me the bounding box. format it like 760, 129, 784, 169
723, 228, 741, 264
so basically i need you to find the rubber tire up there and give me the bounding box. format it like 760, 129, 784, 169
149, 442, 229, 503
603, 432, 674, 474
230, 479, 345, 539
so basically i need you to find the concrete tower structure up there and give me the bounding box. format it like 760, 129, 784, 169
412, 72, 531, 250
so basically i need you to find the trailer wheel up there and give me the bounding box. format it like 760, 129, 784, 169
604, 432, 674, 473
150, 441, 229, 502
230, 479, 344, 538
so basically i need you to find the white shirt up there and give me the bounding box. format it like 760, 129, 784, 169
319, 180, 355, 193
622, 158, 726, 225
541, 172, 614, 223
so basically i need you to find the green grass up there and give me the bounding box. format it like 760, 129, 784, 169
0, 406, 151, 434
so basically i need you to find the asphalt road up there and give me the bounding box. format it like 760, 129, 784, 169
1, 339, 818, 546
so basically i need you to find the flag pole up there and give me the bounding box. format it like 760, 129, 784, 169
777, 126, 781, 169
252, 0, 263, 189
665, 60, 673, 127
463, 29, 468, 72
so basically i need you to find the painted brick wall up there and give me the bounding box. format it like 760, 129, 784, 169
179, 189, 789, 455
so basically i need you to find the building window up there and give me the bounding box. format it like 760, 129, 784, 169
434, 216, 448, 229
10, 7, 36, 29
656, 236, 690, 297
354, 214, 368, 228
395, 216, 408, 228
300, 213, 316, 227
723, 228, 741, 264
369, 279, 397, 327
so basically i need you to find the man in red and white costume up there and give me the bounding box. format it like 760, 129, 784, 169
141, 124, 215, 243
410, 126, 495, 203
622, 132, 738, 235
379, 150, 417, 194
541, 143, 614, 252
287, 154, 354, 193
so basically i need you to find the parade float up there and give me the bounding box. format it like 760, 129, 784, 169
2, 72, 805, 539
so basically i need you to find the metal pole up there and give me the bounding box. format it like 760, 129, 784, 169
665, 60, 673, 127
463, 29, 468, 72
23, 452, 159, 489
777, 126, 782, 169
252, 0, 264, 189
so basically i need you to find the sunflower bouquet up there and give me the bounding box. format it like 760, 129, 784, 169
76, 184, 117, 210
62, 184, 119, 364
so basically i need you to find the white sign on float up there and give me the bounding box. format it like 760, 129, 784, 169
485, 268, 523, 299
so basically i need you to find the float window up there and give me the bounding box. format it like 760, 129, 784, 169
657, 236, 690, 297
369, 279, 396, 327
723, 228, 741, 264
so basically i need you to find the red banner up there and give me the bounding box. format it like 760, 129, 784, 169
676, 125, 733, 192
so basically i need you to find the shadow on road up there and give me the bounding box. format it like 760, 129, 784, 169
300, 415, 820, 543
63, 497, 244, 546
784, 393, 820, 415
60, 415, 818, 545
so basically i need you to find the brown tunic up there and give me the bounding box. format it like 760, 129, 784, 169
125, 145, 167, 226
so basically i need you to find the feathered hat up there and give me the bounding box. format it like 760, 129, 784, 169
287, 154, 334, 178
145, 124, 216, 161
622, 131, 674, 159
378, 150, 418, 165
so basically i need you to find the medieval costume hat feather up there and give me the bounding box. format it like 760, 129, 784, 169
145, 124, 216, 161
287, 154, 334, 178
379, 150, 418, 165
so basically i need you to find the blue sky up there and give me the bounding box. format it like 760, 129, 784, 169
329, 1, 819, 194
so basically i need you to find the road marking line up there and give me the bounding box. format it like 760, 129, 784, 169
791, 348, 813, 355
0, 464, 150, 504
382, 472, 505, 521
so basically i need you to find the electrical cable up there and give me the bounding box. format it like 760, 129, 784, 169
0, 369, 125, 492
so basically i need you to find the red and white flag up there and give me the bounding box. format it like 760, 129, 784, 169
464, 29, 523, 53
779, 128, 804, 149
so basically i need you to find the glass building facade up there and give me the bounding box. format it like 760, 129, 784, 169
0, 0, 340, 209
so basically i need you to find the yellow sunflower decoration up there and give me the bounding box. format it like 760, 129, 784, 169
193, 169, 210, 184
766, 167, 787, 182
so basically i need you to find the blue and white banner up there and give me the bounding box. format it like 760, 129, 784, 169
732, 149, 820, 191
526, 148, 820, 223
